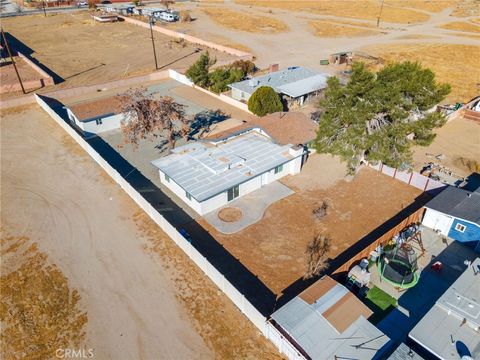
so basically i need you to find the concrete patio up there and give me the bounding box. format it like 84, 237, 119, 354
202, 182, 294, 234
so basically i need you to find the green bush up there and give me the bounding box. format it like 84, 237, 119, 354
186, 51, 216, 88
247, 86, 283, 116
209, 67, 244, 94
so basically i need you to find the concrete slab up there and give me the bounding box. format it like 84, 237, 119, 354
203, 182, 294, 234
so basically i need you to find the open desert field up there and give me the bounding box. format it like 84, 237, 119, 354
198, 154, 424, 296
161, 0, 479, 102
0, 12, 236, 90
0, 106, 280, 359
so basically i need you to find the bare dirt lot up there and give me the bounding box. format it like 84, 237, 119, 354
1, 106, 280, 359
412, 117, 480, 177
0, 58, 43, 87
198, 154, 423, 295
1, 12, 236, 89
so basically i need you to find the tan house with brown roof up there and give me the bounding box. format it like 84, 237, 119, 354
66, 96, 126, 136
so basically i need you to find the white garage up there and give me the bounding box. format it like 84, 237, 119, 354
422, 208, 453, 236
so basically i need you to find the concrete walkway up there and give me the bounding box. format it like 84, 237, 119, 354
203, 182, 294, 234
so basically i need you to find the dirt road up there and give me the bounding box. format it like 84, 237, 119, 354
1, 106, 212, 359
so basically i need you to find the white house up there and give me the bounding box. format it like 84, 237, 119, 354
151, 129, 305, 216
66, 96, 125, 136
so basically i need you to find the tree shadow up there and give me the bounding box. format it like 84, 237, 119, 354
189, 109, 228, 138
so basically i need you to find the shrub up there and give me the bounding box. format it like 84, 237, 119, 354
209, 67, 244, 94
231, 59, 256, 75
247, 86, 283, 116
186, 51, 216, 88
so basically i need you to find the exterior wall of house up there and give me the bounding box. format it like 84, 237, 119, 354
66, 108, 124, 135
447, 218, 480, 245
422, 208, 454, 236
158, 155, 304, 216
231, 88, 250, 102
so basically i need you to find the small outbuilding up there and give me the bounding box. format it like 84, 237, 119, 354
422, 186, 480, 251
66, 96, 125, 136
269, 276, 390, 360
228, 67, 329, 107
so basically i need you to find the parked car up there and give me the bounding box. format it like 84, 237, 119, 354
77, 1, 87, 6
100, 0, 111, 4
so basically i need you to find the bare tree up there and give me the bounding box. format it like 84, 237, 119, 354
118, 88, 190, 149
304, 233, 331, 279
160, 0, 174, 10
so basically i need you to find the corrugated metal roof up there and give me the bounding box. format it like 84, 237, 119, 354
277, 73, 329, 98
271, 276, 389, 359
409, 258, 480, 360
228, 67, 329, 98
424, 186, 480, 224
151, 132, 297, 202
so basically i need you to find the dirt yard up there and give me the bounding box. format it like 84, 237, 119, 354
198, 154, 423, 295
1, 12, 236, 89
412, 117, 480, 177
0, 58, 43, 87
1, 106, 280, 359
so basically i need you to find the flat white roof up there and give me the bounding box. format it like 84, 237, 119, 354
409, 258, 480, 360
151, 132, 298, 202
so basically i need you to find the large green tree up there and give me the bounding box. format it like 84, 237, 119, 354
186, 51, 216, 88
314, 61, 450, 173
247, 86, 283, 116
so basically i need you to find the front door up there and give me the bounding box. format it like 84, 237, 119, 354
227, 185, 239, 202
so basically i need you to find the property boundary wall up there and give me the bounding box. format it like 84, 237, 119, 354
368, 162, 447, 196
34, 92, 271, 334
168, 69, 253, 114
333, 207, 425, 274
35, 93, 311, 360
0, 70, 170, 109
120, 16, 253, 60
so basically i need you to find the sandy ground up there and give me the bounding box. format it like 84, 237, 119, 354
0, 57, 43, 85
1, 105, 282, 359
412, 117, 480, 177
1, 12, 236, 90
198, 154, 423, 295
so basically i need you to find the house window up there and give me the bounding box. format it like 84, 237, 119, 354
227, 185, 239, 201
185, 192, 192, 201
165, 174, 170, 183
274, 164, 284, 174
455, 223, 467, 233
96, 118, 103, 125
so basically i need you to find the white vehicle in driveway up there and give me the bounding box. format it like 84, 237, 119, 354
158, 11, 177, 22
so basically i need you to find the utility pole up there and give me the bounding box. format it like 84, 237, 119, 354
42, 1, 47, 17
1, 28, 25, 94
149, 16, 159, 70
377, 0, 385, 27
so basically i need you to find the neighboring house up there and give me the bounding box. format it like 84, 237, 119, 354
408, 258, 480, 360
104, 3, 135, 15
151, 130, 305, 215
422, 186, 480, 251
133, 7, 166, 17
204, 112, 318, 147
228, 67, 329, 107
66, 96, 125, 136
269, 276, 389, 360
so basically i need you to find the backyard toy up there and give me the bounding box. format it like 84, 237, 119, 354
378, 243, 419, 289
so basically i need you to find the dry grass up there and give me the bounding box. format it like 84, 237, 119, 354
325, 18, 381, 29
451, 32, 480, 39
362, 43, 480, 103
1, 235, 87, 360
385, 0, 459, 12
235, 0, 430, 23
439, 21, 480, 33
202, 8, 289, 33
451, 0, 480, 16
133, 211, 282, 360
309, 21, 381, 37
469, 17, 480, 24
206, 34, 253, 54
